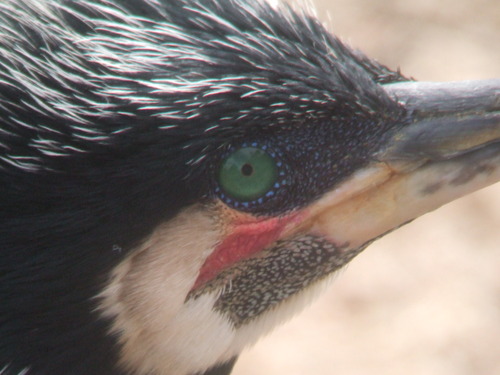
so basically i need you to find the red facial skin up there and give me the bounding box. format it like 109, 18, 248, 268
192, 211, 305, 290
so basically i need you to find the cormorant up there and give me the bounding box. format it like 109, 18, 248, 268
0, 1, 498, 375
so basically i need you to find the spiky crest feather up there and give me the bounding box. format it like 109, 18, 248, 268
0, 0, 402, 173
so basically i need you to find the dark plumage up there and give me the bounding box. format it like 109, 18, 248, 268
0, 1, 498, 375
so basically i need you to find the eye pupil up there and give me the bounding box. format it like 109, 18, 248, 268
241, 163, 254, 176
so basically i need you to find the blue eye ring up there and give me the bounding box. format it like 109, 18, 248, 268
215, 143, 288, 209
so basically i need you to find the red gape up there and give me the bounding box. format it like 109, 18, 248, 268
192, 212, 304, 290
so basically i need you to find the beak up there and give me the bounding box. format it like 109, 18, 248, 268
305, 79, 500, 251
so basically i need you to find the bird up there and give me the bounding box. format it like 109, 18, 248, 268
0, 0, 498, 375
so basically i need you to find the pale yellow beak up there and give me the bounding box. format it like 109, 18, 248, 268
304, 79, 500, 252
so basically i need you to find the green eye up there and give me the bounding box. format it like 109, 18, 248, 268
218, 147, 278, 201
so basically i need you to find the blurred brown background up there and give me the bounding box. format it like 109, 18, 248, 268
234, 0, 500, 374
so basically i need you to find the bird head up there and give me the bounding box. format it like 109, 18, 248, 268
0, 1, 498, 375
